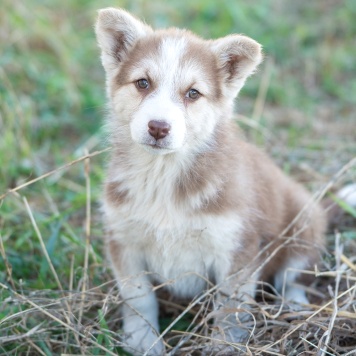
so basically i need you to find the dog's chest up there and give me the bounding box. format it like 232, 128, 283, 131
146, 238, 216, 297
141, 215, 243, 297
105, 159, 245, 295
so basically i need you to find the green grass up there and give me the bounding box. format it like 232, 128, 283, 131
1, 0, 355, 354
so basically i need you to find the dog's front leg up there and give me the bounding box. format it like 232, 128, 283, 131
107, 240, 165, 355
121, 283, 164, 356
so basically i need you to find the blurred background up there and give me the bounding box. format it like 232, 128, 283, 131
1, 0, 355, 186
1, 0, 355, 354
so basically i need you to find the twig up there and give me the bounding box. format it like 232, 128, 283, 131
0, 147, 111, 201
0, 324, 44, 343
23, 197, 65, 293
144, 283, 221, 356
0, 233, 16, 289
78, 150, 91, 329
301, 337, 335, 356
318, 232, 342, 356
340, 254, 356, 272
0, 282, 117, 356
171, 330, 285, 355
252, 57, 273, 123
259, 284, 356, 352
23, 196, 81, 348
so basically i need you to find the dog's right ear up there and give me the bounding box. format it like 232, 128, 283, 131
95, 8, 152, 74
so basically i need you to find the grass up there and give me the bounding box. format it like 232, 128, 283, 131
1, 0, 356, 354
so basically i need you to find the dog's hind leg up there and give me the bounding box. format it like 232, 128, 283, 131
273, 255, 311, 305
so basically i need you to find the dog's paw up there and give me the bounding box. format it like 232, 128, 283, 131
123, 326, 165, 355
284, 286, 309, 310
206, 325, 249, 355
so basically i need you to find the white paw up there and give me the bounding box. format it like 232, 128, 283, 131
123, 325, 165, 355
285, 286, 309, 306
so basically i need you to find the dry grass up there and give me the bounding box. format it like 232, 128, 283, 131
1, 1, 356, 355
1, 147, 355, 355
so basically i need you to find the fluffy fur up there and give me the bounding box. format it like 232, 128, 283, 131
95, 8, 326, 355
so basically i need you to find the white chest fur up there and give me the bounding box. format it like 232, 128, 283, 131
103, 152, 245, 297
105, 195, 244, 297
143, 215, 243, 297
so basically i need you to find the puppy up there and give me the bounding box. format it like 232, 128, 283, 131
95, 8, 326, 355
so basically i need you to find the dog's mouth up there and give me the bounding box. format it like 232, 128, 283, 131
136, 134, 181, 155
143, 137, 169, 150
148, 143, 164, 149
141, 141, 174, 155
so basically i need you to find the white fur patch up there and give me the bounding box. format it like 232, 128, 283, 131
129, 38, 188, 153
130, 90, 186, 152
105, 190, 244, 297
160, 37, 187, 76
274, 256, 309, 304
337, 183, 356, 207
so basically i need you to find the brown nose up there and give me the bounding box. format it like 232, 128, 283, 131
148, 120, 171, 140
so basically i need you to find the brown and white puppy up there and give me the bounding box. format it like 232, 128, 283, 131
95, 8, 326, 355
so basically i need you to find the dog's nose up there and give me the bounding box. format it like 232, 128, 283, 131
148, 120, 171, 140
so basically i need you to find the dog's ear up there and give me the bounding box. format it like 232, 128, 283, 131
95, 8, 152, 74
211, 35, 263, 95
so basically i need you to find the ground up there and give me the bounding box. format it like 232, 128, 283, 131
0, 1, 355, 355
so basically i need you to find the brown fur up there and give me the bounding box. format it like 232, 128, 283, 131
96, 8, 327, 354
172, 119, 326, 277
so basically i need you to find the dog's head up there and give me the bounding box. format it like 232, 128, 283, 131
96, 8, 262, 155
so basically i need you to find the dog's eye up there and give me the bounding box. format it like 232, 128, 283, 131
136, 79, 149, 89
187, 89, 200, 100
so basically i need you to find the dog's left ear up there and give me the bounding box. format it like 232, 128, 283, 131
211, 35, 263, 96
95, 8, 152, 75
